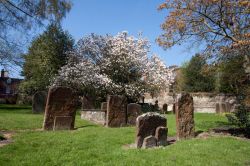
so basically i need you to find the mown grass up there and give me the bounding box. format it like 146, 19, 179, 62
0, 104, 250, 166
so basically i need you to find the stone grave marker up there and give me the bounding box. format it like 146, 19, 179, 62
155, 126, 168, 146
136, 112, 166, 148
32, 91, 47, 113
142, 135, 157, 149
43, 86, 77, 130
106, 95, 127, 127
53, 116, 72, 130
101, 102, 107, 111
127, 103, 142, 125
176, 93, 195, 140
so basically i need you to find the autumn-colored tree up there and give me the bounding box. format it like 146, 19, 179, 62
158, 0, 250, 72
158, 0, 250, 129
158, 0, 250, 48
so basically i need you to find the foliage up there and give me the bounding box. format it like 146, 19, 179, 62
53, 32, 174, 101
226, 104, 250, 136
0, 0, 72, 66
20, 24, 74, 95
176, 54, 215, 92
158, 0, 250, 81
158, 0, 250, 51
216, 55, 248, 94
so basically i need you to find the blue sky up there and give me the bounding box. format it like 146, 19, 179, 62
61, 0, 198, 67
6, 0, 200, 78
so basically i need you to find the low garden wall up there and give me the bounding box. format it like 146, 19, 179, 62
81, 109, 106, 125
144, 92, 237, 113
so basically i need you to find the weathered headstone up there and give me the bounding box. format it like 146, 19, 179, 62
173, 103, 176, 114
101, 102, 107, 111
155, 126, 168, 146
162, 103, 168, 114
53, 116, 72, 130
106, 95, 127, 127
32, 91, 47, 114
127, 103, 142, 125
216, 103, 220, 113
176, 93, 195, 140
43, 86, 77, 130
82, 96, 95, 110
142, 135, 157, 149
136, 112, 166, 148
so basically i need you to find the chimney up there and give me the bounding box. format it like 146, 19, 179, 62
1, 69, 4, 78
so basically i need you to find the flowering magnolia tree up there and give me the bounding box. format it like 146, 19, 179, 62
53, 32, 174, 101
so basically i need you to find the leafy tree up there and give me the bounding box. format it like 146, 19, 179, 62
158, 0, 250, 74
178, 54, 215, 92
53, 32, 174, 102
20, 24, 74, 95
0, 0, 72, 66
216, 55, 247, 94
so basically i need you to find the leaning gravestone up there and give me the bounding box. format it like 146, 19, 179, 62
82, 96, 95, 110
106, 95, 127, 127
127, 103, 142, 125
136, 112, 167, 148
32, 91, 47, 113
101, 102, 107, 111
43, 86, 77, 130
176, 93, 195, 140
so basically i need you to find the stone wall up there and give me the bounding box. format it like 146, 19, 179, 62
144, 92, 237, 113
81, 109, 106, 125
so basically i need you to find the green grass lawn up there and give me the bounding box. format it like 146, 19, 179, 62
0, 104, 250, 166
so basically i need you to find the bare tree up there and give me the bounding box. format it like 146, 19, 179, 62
0, 0, 72, 66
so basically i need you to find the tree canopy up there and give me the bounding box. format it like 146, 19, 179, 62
20, 24, 74, 95
0, 0, 72, 66
53, 32, 174, 101
158, 0, 250, 51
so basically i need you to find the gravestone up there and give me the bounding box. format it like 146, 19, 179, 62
106, 95, 127, 127
155, 126, 168, 146
162, 103, 168, 114
136, 112, 166, 148
53, 116, 72, 130
43, 86, 77, 130
32, 91, 47, 114
101, 102, 107, 111
127, 103, 142, 125
82, 96, 95, 110
176, 93, 195, 140
142, 135, 157, 149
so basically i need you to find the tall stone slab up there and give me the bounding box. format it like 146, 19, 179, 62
82, 96, 95, 110
136, 112, 166, 148
106, 95, 127, 127
32, 91, 47, 113
43, 86, 77, 130
101, 102, 107, 111
127, 103, 142, 125
176, 93, 195, 140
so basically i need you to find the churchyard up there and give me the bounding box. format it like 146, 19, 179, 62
0, 92, 250, 165
0, 1, 249, 165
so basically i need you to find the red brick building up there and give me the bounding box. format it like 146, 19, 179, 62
0, 69, 22, 104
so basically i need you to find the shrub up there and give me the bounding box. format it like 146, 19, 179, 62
226, 104, 250, 136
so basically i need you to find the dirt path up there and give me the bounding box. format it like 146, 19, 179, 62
0, 131, 15, 148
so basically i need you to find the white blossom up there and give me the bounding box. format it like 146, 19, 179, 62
53, 32, 174, 99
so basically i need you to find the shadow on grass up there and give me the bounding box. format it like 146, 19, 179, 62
74, 125, 98, 129
195, 130, 204, 136
0, 105, 31, 110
